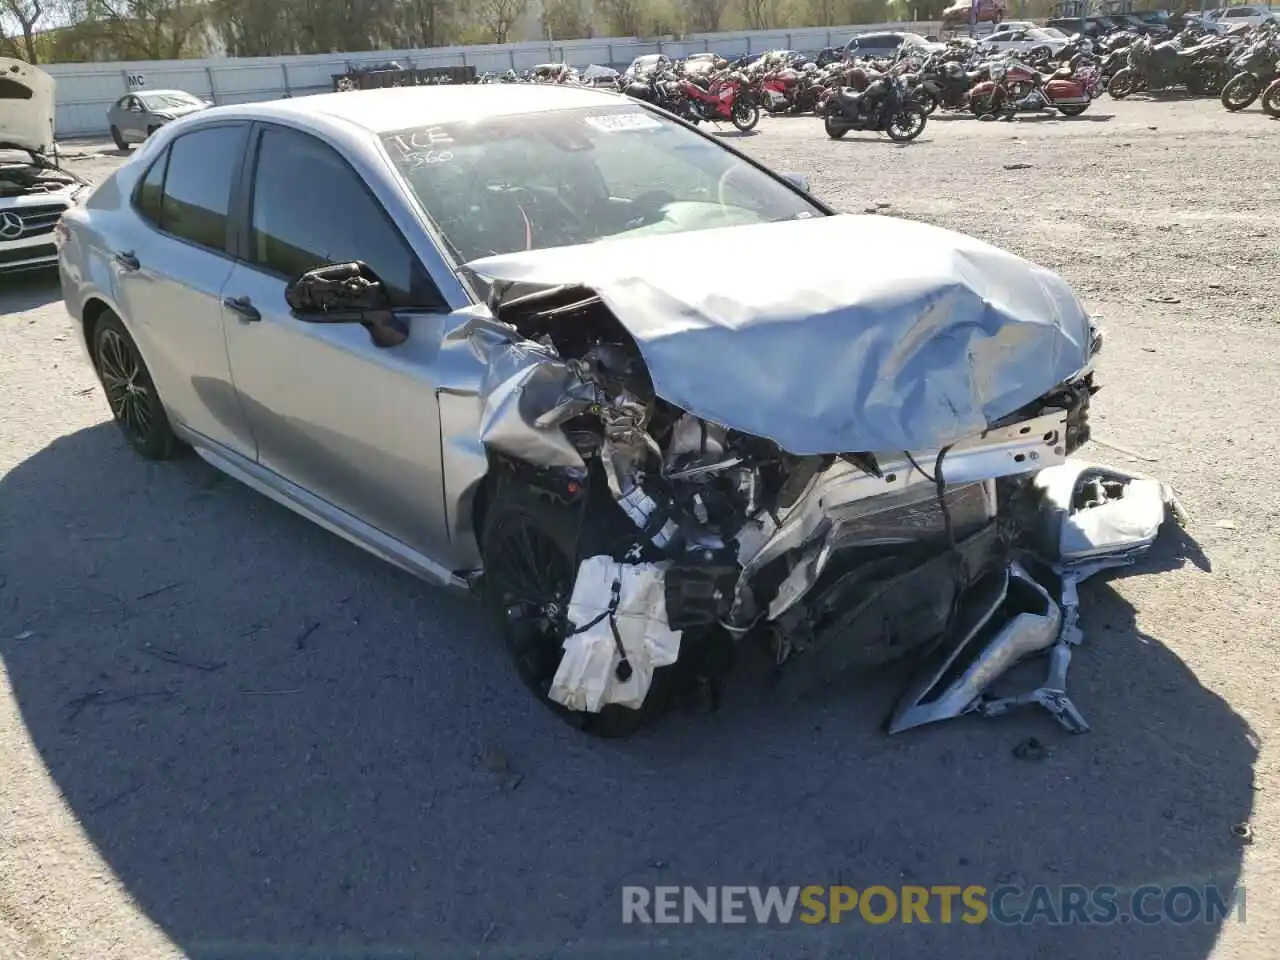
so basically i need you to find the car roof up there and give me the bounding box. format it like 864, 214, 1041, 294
200, 84, 627, 136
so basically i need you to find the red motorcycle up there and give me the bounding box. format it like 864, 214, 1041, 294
677, 70, 761, 131
760, 67, 803, 113
967, 58, 1102, 118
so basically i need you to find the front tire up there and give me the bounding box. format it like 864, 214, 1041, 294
885, 104, 927, 142
92, 311, 179, 460
731, 100, 760, 131
110, 125, 129, 151
915, 89, 939, 114
1262, 79, 1280, 117
823, 114, 848, 139
1221, 72, 1261, 111
480, 481, 661, 738
1108, 67, 1135, 99
1056, 103, 1089, 116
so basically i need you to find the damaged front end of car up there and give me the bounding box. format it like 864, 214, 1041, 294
457, 214, 1178, 736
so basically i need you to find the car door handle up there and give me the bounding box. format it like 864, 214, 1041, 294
114, 250, 140, 271
222, 295, 261, 322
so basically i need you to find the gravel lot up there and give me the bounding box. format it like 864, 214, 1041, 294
2, 98, 1278, 960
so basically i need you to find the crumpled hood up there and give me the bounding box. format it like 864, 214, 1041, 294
0, 58, 56, 154
464, 214, 1093, 456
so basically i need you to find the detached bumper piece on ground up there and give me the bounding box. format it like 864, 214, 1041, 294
890, 462, 1178, 735
461, 214, 1179, 736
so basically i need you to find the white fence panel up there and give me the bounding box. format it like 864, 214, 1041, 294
45, 21, 945, 137
280, 59, 342, 94
210, 62, 284, 97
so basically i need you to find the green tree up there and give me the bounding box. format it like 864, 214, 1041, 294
542, 0, 590, 38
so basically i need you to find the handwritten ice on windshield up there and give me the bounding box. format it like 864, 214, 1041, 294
387, 126, 456, 168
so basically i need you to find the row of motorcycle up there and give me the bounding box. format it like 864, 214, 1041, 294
473, 50, 929, 140
1214, 24, 1280, 114
471, 19, 1279, 144
1102, 20, 1280, 113
754, 21, 1280, 124
619, 50, 931, 142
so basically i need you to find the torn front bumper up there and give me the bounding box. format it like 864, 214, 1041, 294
888, 459, 1179, 735
727, 408, 1072, 631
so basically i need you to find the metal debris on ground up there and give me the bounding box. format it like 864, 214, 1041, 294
1012, 737, 1053, 761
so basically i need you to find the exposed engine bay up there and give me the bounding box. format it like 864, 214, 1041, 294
463, 279, 1177, 736
447, 213, 1180, 736
0, 150, 87, 199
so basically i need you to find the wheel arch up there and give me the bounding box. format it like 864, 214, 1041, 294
81, 296, 115, 356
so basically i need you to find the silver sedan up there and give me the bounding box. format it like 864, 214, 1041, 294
106, 89, 210, 150
59, 85, 1134, 737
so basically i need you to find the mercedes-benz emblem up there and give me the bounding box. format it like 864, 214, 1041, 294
0, 211, 24, 240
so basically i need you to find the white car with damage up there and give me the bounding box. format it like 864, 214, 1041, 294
1, 58, 89, 274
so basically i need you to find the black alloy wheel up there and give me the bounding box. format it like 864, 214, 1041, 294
93, 312, 179, 460
480, 483, 658, 738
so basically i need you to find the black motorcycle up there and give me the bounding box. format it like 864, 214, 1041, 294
1098, 44, 1132, 87
822, 74, 927, 142
907, 57, 986, 114
1109, 33, 1232, 98
1220, 37, 1280, 110
623, 73, 694, 121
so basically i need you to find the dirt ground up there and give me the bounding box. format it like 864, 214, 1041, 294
1, 97, 1278, 960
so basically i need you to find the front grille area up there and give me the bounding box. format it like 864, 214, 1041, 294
0, 243, 57, 266
4, 202, 68, 239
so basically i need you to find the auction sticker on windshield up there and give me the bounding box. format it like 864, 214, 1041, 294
582, 113, 663, 133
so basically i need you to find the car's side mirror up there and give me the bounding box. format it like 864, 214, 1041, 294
285, 261, 409, 348
780, 171, 812, 194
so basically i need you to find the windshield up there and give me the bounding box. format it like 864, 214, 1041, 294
380, 104, 823, 265
141, 93, 202, 110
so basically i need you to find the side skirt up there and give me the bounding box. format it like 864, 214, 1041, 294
183, 431, 470, 592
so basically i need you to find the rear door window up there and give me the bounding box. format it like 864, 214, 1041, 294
155, 123, 247, 253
